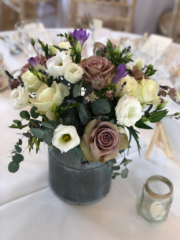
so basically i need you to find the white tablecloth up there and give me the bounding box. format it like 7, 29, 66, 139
0, 29, 180, 240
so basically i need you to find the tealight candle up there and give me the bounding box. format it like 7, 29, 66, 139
139, 175, 173, 224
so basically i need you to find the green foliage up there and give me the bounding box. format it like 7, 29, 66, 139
38, 39, 48, 57
30, 107, 40, 119
31, 38, 35, 47
92, 99, 111, 115
41, 122, 54, 129
127, 126, 141, 154
8, 162, 19, 173
73, 80, 83, 98
12, 153, 24, 163
121, 168, 129, 178
20, 111, 30, 120
53, 45, 68, 52
145, 64, 157, 77
44, 129, 54, 145
15, 145, 22, 153
13, 120, 22, 126
31, 128, 44, 139
120, 157, 132, 166
78, 104, 90, 125
9, 124, 28, 129
106, 39, 133, 67
148, 110, 168, 123
135, 121, 152, 129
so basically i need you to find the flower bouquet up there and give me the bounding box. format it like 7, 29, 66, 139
7, 29, 179, 203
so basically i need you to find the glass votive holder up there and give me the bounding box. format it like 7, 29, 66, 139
139, 175, 173, 224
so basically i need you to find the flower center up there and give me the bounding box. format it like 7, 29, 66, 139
59, 63, 62, 66
60, 134, 71, 142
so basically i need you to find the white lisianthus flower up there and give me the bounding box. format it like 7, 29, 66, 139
115, 75, 139, 98
64, 63, 84, 84
21, 70, 43, 92
10, 86, 29, 110
59, 42, 71, 53
138, 78, 160, 107
52, 125, 80, 153
46, 51, 72, 79
115, 95, 142, 127
29, 82, 69, 120
48, 45, 59, 55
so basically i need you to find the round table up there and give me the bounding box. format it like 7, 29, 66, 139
0, 28, 180, 240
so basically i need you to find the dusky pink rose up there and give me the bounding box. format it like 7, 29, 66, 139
21, 55, 47, 73
79, 56, 115, 83
80, 119, 128, 162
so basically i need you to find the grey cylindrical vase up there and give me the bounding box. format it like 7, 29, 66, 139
48, 147, 112, 205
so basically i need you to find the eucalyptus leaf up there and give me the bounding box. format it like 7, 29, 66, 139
17, 139, 22, 145
23, 132, 31, 138
78, 104, 90, 125
48, 120, 58, 128
73, 84, 81, 98
44, 129, 54, 145
31, 128, 44, 139
30, 107, 40, 119
120, 157, 132, 166
41, 122, 54, 129
92, 99, 111, 115
112, 166, 120, 171
13, 120, 22, 126
8, 161, 19, 173
12, 153, 24, 163
121, 168, 129, 178
106, 167, 113, 174
20, 111, 30, 120
15, 145, 22, 153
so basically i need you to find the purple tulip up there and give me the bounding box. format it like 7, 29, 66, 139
71, 28, 90, 46
112, 64, 128, 84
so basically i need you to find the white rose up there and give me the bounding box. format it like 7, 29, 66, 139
10, 86, 29, 110
138, 78, 160, 107
29, 81, 69, 120
64, 63, 84, 84
21, 70, 43, 92
52, 125, 80, 153
115, 95, 142, 127
115, 75, 140, 98
59, 42, 71, 53
46, 51, 72, 79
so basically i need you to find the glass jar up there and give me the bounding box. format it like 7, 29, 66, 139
139, 175, 173, 224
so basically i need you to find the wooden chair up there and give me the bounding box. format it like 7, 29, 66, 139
158, 0, 180, 43
0, 0, 58, 31
70, 0, 137, 32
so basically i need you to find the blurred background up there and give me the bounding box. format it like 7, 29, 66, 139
0, 0, 179, 42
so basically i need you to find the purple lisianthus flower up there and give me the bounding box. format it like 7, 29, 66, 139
112, 64, 128, 84
28, 57, 41, 69
71, 28, 90, 46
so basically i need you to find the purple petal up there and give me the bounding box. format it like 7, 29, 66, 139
28, 57, 39, 68
71, 28, 90, 46
112, 64, 128, 84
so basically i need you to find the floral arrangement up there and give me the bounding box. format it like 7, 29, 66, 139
7, 29, 179, 179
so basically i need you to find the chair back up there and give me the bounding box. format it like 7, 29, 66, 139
171, 0, 180, 42
70, 0, 137, 32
